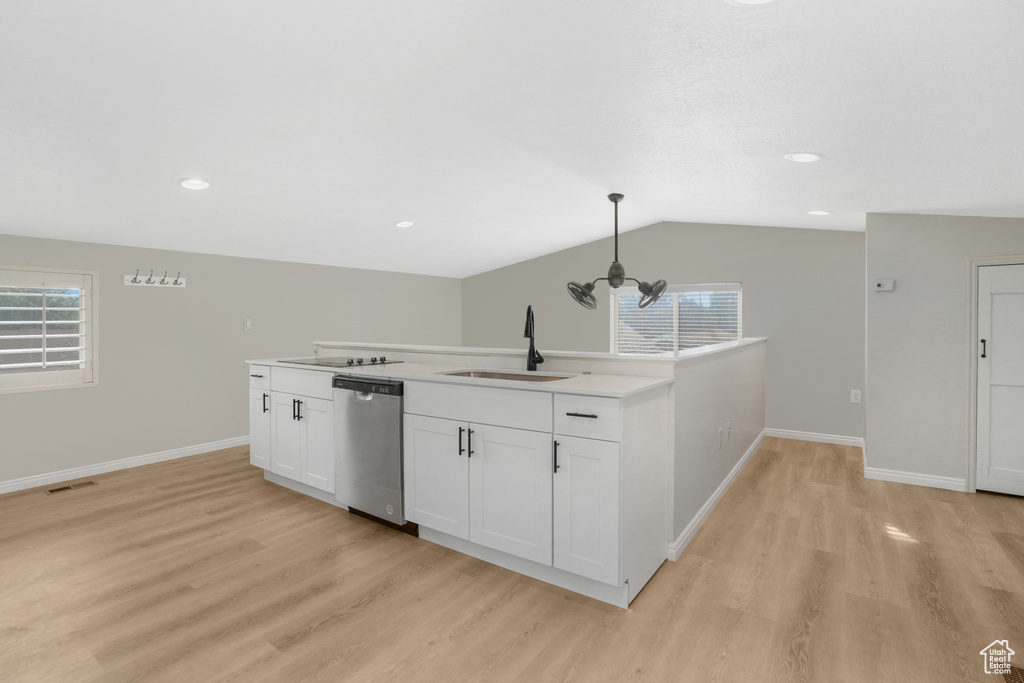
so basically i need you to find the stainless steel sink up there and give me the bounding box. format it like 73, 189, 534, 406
441, 370, 568, 382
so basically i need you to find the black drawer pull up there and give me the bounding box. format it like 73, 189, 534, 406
295, 400, 303, 421
467, 428, 474, 458
553, 440, 560, 473
458, 427, 465, 455
262, 392, 269, 413
565, 412, 598, 419
250, 374, 264, 378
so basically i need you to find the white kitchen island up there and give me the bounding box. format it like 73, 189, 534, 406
247, 338, 766, 607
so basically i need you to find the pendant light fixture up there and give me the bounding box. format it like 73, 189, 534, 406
567, 193, 667, 310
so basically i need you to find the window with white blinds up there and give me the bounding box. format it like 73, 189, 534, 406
611, 283, 741, 354
0, 266, 96, 393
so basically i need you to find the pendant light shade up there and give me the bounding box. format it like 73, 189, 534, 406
566, 193, 666, 310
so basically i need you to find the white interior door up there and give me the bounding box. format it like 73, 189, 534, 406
977, 264, 1024, 496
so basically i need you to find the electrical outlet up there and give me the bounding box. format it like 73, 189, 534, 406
850, 389, 861, 404
727, 422, 732, 440
243, 318, 253, 331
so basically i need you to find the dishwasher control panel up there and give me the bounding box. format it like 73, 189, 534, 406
332, 375, 405, 396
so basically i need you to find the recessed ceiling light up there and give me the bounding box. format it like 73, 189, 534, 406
725, 0, 776, 5
395, 221, 415, 228
180, 178, 210, 190
808, 210, 831, 216
783, 152, 823, 163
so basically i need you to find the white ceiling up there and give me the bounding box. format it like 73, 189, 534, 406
2, 1, 1023, 278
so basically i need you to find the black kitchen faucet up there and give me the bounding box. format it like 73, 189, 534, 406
524, 305, 544, 372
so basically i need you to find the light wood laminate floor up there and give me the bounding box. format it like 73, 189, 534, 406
2, 438, 1023, 682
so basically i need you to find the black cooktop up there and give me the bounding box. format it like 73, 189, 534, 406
279, 356, 402, 369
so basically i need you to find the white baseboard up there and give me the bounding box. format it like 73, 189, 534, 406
863, 467, 967, 492
667, 428, 766, 562
764, 430, 965, 492
0, 436, 249, 495
763, 428, 864, 449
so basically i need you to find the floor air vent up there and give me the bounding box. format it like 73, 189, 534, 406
46, 481, 98, 495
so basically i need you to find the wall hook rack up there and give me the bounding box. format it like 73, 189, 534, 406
124, 270, 187, 288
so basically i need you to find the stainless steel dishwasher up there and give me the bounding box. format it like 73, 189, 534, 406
333, 375, 407, 527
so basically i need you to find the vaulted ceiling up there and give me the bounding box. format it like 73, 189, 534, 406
2, 1, 1023, 277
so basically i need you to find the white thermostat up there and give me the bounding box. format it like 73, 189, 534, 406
873, 279, 895, 292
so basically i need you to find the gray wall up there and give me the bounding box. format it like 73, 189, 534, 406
0, 234, 462, 483
864, 213, 1024, 482
462, 221, 865, 438
673, 341, 766, 544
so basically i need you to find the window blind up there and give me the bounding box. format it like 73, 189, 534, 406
678, 289, 741, 348
611, 283, 741, 354
0, 267, 95, 392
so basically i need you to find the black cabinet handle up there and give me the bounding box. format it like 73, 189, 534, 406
566, 412, 598, 419
981, 339, 987, 358
553, 440, 560, 473
295, 399, 303, 421
458, 427, 465, 455
292, 399, 297, 420
250, 374, 264, 378
262, 392, 269, 413
467, 428, 474, 458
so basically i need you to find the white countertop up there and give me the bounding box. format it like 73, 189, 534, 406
246, 357, 673, 398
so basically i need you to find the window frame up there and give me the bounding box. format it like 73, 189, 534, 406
610, 282, 742, 354
0, 266, 99, 395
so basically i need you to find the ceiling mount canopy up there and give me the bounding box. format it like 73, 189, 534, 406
567, 193, 667, 310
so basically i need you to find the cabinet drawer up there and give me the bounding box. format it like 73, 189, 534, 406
249, 365, 270, 390
270, 366, 333, 400
554, 395, 621, 442
405, 381, 552, 433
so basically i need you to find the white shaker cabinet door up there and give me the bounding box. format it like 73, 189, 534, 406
469, 424, 553, 566
299, 397, 334, 494
553, 436, 620, 586
249, 388, 271, 469
404, 414, 470, 539
270, 392, 302, 482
